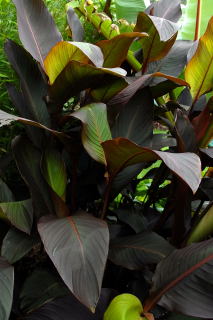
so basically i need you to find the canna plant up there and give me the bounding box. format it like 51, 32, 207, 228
0, 0, 212, 319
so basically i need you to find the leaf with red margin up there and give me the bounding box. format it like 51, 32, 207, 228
38, 212, 109, 311
96, 32, 148, 68
102, 138, 201, 194
144, 238, 213, 318
12, 0, 62, 67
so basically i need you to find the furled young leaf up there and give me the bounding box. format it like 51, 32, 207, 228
109, 232, 174, 269
38, 212, 109, 310
42, 147, 67, 201
0, 199, 33, 234
96, 32, 148, 68
67, 7, 84, 42
44, 41, 104, 84
102, 138, 201, 194
104, 294, 143, 320
72, 103, 112, 165
144, 238, 213, 318
48, 60, 126, 104
185, 17, 213, 103
179, 0, 213, 40
12, 0, 62, 67
1, 229, 38, 264
134, 13, 178, 72
20, 269, 69, 313
12, 136, 55, 218
0, 258, 14, 320
145, 0, 182, 23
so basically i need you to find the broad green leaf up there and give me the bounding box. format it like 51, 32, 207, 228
134, 13, 178, 72
179, 0, 213, 40
48, 60, 126, 104
72, 103, 112, 165
67, 7, 84, 42
187, 204, 213, 244
96, 32, 148, 68
38, 212, 109, 310
104, 294, 143, 320
109, 232, 174, 269
144, 239, 213, 317
0, 199, 33, 234
115, 0, 147, 22
185, 17, 213, 102
12, 0, 62, 67
42, 147, 67, 200
0, 258, 14, 320
44, 41, 104, 84
1, 229, 38, 264
102, 138, 201, 194
20, 269, 69, 313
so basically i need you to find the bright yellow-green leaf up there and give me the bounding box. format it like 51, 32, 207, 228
104, 293, 143, 320
185, 17, 213, 102
44, 41, 104, 84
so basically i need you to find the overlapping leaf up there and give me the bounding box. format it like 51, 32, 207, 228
44, 41, 104, 84
12, 0, 62, 66
0, 178, 14, 202
96, 32, 148, 68
145, 0, 182, 23
109, 232, 174, 269
102, 138, 201, 194
38, 212, 109, 310
0, 257, 14, 320
72, 103, 112, 165
185, 17, 213, 103
145, 239, 213, 318
0, 199, 33, 234
114, 0, 147, 22
67, 7, 84, 42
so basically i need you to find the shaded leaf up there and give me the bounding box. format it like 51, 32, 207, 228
144, 239, 213, 318
72, 103, 112, 165
67, 7, 84, 42
145, 0, 182, 23
0, 258, 14, 320
115, 208, 148, 233
38, 212, 109, 310
20, 269, 70, 313
0, 199, 33, 234
44, 41, 104, 84
102, 138, 201, 194
96, 32, 148, 68
185, 17, 213, 103
12, 0, 62, 66
0, 178, 14, 202
1, 229, 38, 264
109, 232, 174, 269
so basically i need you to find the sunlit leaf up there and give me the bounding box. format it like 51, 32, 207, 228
0, 258, 14, 320
114, 0, 147, 22
185, 17, 213, 103
72, 103, 112, 165
145, 0, 182, 23
38, 212, 109, 310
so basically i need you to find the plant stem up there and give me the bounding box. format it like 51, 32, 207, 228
103, 0, 112, 18
194, 0, 202, 41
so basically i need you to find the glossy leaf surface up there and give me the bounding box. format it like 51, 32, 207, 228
145, 239, 213, 318
146, 0, 181, 23
109, 232, 174, 269
12, 0, 62, 66
72, 103, 112, 165
102, 138, 201, 194
0, 257, 14, 320
44, 41, 104, 84
38, 212, 109, 310
185, 17, 213, 102
0, 199, 33, 234
67, 7, 84, 42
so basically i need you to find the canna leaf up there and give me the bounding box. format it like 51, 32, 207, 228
0, 258, 14, 320
12, 0, 62, 67
67, 7, 84, 42
44, 41, 104, 84
114, 0, 147, 22
102, 138, 201, 194
38, 212, 109, 310
145, 0, 182, 23
72, 103, 112, 165
185, 17, 213, 103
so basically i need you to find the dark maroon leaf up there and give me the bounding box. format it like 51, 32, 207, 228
0, 257, 14, 320
144, 239, 213, 318
109, 232, 174, 270
38, 212, 109, 310
115, 207, 148, 233
0, 178, 14, 202
12, 0, 62, 66
145, 0, 182, 23
67, 7, 84, 42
